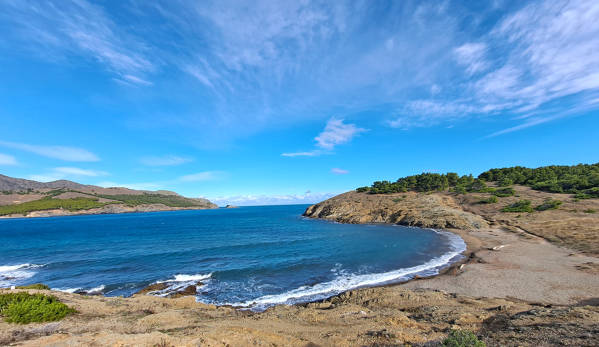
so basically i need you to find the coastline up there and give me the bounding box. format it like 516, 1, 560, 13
0, 204, 218, 219
2, 208, 599, 345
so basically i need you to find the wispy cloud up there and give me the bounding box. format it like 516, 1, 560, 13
283, 118, 366, 157
1, 0, 154, 84
0, 141, 99, 162
389, 0, 599, 135
140, 155, 193, 166
454, 42, 489, 75
178, 171, 224, 182
29, 167, 108, 182
331, 168, 349, 175
208, 191, 336, 206
0, 153, 17, 166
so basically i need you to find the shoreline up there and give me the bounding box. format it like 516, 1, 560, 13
2, 220, 599, 345
0, 205, 218, 219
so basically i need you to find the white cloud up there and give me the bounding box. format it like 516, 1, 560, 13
0, 153, 17, 166
29, 167, 108, 182
281, 151, 321, 157
178, 171, 223, 182
315, 118, 366, 150
283, 118, 365, 157
331, 168, 349, 175
140, 155, 193, 166
454, 42, 489, 75
0, 141, 99, 162
208, 191, 337, 206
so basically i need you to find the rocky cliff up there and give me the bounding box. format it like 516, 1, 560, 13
304, 191, 488, 230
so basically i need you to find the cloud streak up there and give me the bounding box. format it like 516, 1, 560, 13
0, 141, 100, 162
140, 155, 193, 166
0, 153, 17, 166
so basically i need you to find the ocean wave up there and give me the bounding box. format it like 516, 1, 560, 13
0, 263, 45, 287
227, 231, 466, 311
161, 273, 212, 283
148, 273, 212, 297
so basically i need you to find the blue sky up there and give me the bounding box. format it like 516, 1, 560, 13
0, 0, 598, 206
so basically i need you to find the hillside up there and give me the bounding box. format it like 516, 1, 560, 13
305, 164, 599, 255
0, 174, 217, 218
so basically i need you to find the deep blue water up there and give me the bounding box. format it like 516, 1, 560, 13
0, 205, 465, 310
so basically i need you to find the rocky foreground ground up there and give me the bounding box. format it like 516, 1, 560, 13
1, 186, 598, 346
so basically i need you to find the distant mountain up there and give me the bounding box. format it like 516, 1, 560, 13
0, 174, 217, 218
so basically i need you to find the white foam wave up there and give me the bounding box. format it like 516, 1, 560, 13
230, 230, 466, 311
148, 273, 212, 297
53, 287, 82, 293
166, 273, 212, 282
0, 263, 45, 287
87, 285, 105, 294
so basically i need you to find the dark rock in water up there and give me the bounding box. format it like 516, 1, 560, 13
135, 283, 169, 295
169, 285, 198, 298
134, 281, 203, 298
75, 289, 103, 296
224, 205, 239, 208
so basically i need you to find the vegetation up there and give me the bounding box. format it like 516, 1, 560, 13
442, 329, 486, 347
357, 173, 491, 194
479, 196, 498, 204
583, 209, 596, 214
0, 293, 75, 324
94, 193, 202, 207
479, 163, 599, 196
357, 163, 599, 198
535, 199, 563, 211
15, 284, 50, 290
501, 200, 533, 213
492, 187, 515, 197
0, 197, 111, 216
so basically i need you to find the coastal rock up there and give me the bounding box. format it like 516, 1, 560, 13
224, 205, 239, 208
135, 282, 202, 298
303, 191, 488, 230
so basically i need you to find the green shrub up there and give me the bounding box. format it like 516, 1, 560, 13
493, 187, 515, 197
0, 197, 110, 216
584, 209, 596, 214
535, 199, 563, 211
0, 293, 75, 324
442, 329, 485, 347
15, 283, 50, 290
501, 200, 533, 213
498, 177, 513, 187
93, 193, 204, 207
479, 196, 498, 204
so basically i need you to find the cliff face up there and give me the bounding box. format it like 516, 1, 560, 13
304, 191, 488, 230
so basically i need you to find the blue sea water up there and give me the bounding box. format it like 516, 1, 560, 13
0, 205, 465, 311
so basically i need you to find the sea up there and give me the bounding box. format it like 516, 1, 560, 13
0, 204, 465, 311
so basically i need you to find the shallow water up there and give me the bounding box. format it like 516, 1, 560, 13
0, 205, 465, 310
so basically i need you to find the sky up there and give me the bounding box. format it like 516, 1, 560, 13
0, 0, 598, 206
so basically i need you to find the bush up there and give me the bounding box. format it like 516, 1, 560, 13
535, 199, 563, 211
584, 209, 596, 214
493, 187, 515, 197
15, 284, 50, 290
498, 177, 513, 187
442, 329, 486, 347
479, 196, 498, 204
0, 293, 75, 324
501, 200, 533, 213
